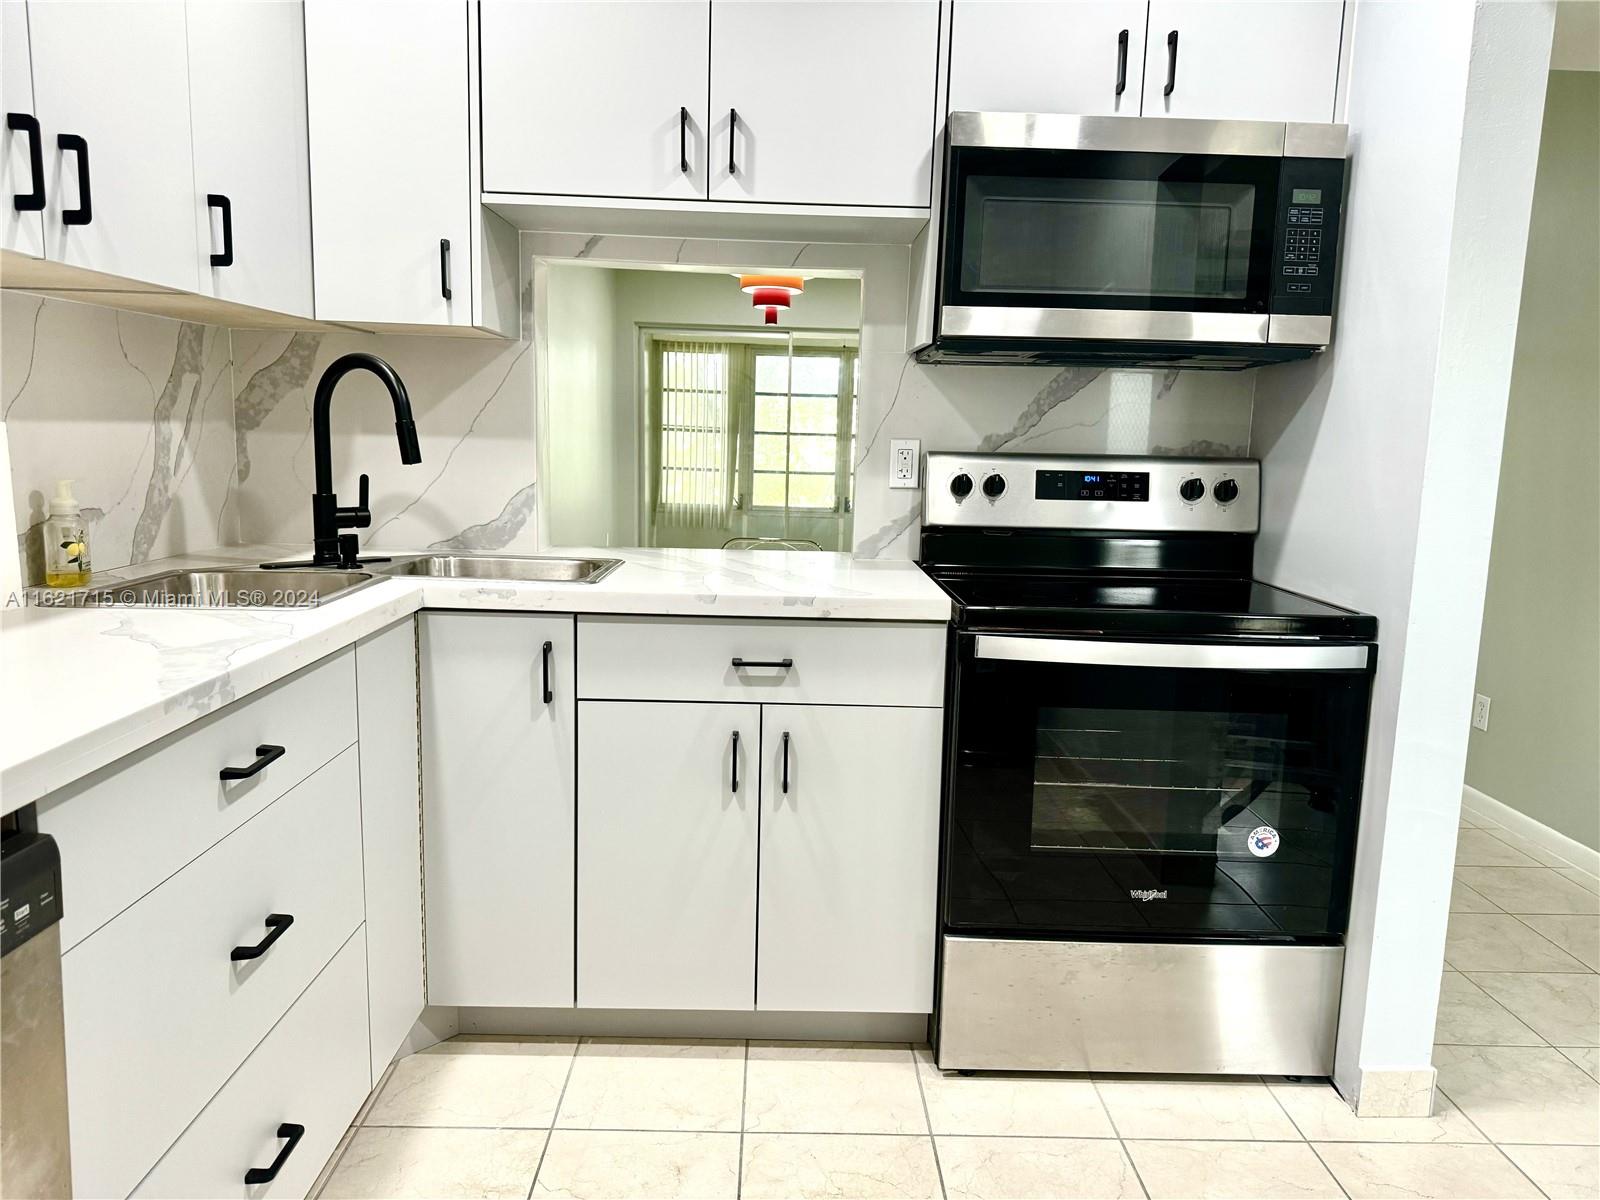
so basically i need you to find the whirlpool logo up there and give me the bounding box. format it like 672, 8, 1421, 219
1129, 888, 1168, 902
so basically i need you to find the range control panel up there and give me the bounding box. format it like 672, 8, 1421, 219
923, 453, 1260, 534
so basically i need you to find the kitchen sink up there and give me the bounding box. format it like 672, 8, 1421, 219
378, 554, 623, 584
54, 568, 380, 608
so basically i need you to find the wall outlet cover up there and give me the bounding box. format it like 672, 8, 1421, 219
890, 439, 920, 489
1472, 693, 1491, 732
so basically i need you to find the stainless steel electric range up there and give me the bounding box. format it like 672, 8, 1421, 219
918, 453, 1377, 1076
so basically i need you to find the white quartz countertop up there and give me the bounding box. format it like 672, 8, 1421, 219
0, 545, 949, 813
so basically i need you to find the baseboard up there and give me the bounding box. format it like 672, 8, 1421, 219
458, 1007, 931, 1043
1462, 784, 1600, 877
1354, 1066, 1437, 1118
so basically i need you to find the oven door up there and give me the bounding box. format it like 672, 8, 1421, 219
944, 633, 1373, 944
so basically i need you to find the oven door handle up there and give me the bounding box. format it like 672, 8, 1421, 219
974, 636, 1368, 672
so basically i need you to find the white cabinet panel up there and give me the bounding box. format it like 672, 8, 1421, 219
27, 0, 199, 290
578, 700, 760, 1010
1142, 1, 1345, 124
304, 0, 471, 325
949, 1, 1147, 117
186, 0, 313, 317
356, 619, 424, 1081
481, 1, 709, 199
708, 0, 940, 206
2, 0, 44, 257
421, 613, 576, 1007
757, 705, 942, 1013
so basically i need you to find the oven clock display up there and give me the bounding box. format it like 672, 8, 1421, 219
1035, 470, 1149, 502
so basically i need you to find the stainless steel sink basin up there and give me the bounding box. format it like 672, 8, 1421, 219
378, 554, 623, 584
57, 568, 379, 608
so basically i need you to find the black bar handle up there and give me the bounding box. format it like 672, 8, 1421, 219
542, 640, 553, 704
1115, 29, 1129, 97
679, 105, 690, 174
781, 731, 790, 794
731, 657, 792, 670
7, 113, 44, 211
231, 913, 293, 962
206, 193, 233, 266
219, 744, 286, 781
1164, 30, 1179, 97
58, 133, 90, 225
244, 1122, 305, 1185
439, 238, 452, 300
731, 729, 740, 793
728, 108, 738, 175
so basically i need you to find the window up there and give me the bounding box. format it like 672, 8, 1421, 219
751, 351, 853, 511
654, 341, 732, 527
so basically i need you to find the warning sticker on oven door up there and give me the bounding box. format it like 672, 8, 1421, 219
1247, 826, 1281, 857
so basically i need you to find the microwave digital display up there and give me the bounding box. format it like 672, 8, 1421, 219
1292, 188, 1324, 205
1036, 470, 1149, 502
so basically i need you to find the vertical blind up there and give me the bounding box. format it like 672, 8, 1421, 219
655, 340, 733, 528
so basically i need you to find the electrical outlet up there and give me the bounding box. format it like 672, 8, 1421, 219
889, 439, 920, 489
1472, 693, 1491, 732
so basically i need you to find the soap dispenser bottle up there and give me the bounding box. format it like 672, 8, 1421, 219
43, 479, 91, 587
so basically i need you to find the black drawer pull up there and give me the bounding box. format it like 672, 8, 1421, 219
1163, 30, 1179, 97
231, 913, 293, 961
219, 744, 285, 780
207, 193, 233, 267
728, 107, 738, 175
7, 113, 44, 210
542, 640, 554, 704
730, 729, 740, 794
58, 132, 91, 225
731, 657, 792, 670
1115, 29, 1129, 97
679, 105, 690, 173
781, 730, 791, 794
439, 237, 452, 300
244, 1122, 305, 1185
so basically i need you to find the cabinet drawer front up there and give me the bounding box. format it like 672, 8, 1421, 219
132, 929, 372, 1199
40, 649, 357, 951
63, 748, 366, 1200
577, 617, 946, 707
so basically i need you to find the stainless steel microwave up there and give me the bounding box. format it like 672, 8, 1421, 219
917, 113, 1349, 370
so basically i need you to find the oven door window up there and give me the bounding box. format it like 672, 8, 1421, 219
942, 147, 1280, 313
946, 640, 1369, 942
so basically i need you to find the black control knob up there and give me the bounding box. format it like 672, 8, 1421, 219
982, 474, 1006, 499
1213, 478, 1239, 504
949, 473, 973, 499
1179, 477, 1206, 503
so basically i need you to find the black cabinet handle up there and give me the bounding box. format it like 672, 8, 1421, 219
1115, 29, 1129, 97
731, 657, 792, 670
57, 133, 90, 225
541, 640, 553, 704
231, 913, 293, 962
7, 113, 44, 211
1163, 30, 1179, 97
244, 1122, 305, 1185
679, 105, 690, 174
439, 238, 452, 300
730, 729, 740, 794
728, 108, 738, 175
206, 193, 233, 267
781, 731, 790, 794
219, 744, 285, 781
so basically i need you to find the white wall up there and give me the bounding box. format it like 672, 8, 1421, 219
544, 265, 622, 546
1250, 0, 1555, 1113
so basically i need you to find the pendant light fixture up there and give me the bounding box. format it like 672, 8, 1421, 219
738, 273, 805, 325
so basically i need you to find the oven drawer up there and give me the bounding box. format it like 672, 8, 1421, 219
936, 936, 1342, 1075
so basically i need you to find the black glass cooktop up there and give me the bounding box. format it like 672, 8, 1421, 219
925, 570, 1377, 640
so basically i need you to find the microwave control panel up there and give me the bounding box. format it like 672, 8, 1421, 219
1270, 157, 1346, 316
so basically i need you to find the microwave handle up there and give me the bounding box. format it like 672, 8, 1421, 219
1163, 30, 1179, 97
974, 635, 1368, 672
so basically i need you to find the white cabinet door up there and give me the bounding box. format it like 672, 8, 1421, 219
708, 0, 940, 207
26, 0, 198, 291
355, 619, 424, 1082
304, 0, 470, 325
949, 1, 1147, 117
481, 1, 709, 199
2, 0, 44, 257
421, 613, 576, 1007
578, 700, 760, 1010
1142, 1, 1345, 124
757, 705, 942, 1013
186, 0, 313, 317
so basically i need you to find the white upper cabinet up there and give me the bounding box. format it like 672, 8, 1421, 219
708, 0, 941, 206
948, 1, 1147, 117
481, 1, 710, 199
26, 0, 199, 291
1142, 1, 1346, 124
185, 0, 313, 317
304, 0, 471, 326
2, 0, 44, 257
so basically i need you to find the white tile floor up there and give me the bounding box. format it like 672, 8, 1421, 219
315, 812, 1599, 1199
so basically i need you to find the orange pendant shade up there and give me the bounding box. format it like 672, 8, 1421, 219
738, 273, 804, 325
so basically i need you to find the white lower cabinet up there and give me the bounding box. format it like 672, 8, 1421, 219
132, 929, 372, 1199
577, 700, 761, 1010
421, 612, 576, 1007
757, 705, 942, 1013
